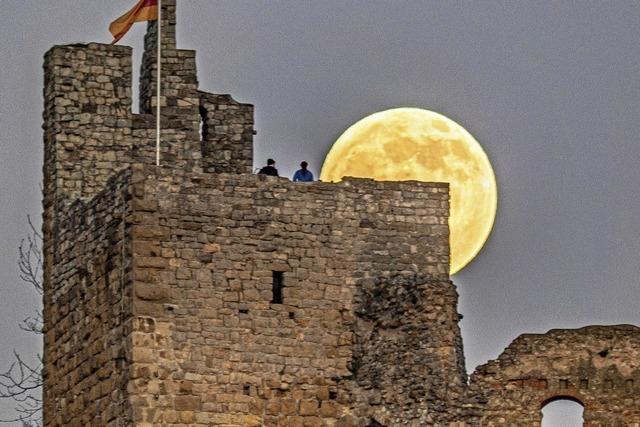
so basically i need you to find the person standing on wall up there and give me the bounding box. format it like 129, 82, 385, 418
258, 158, 279, 176
293, 161, 314, 182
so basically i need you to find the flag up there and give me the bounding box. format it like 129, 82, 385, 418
109, 0, 158, 44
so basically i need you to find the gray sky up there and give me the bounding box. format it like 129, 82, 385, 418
1, 0, 640, 422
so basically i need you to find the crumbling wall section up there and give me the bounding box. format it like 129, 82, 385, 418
353, 275, 466, 426
468, 325, 640, 426
138, 0, 254, 175
138, 0, 203, 172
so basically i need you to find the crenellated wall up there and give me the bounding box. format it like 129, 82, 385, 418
42, 0, 253, 229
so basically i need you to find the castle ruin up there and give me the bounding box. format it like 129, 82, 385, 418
42, 2, 640, 425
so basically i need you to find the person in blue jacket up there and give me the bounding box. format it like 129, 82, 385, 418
293, 161, 314, 182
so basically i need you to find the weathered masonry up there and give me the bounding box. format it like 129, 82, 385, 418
42, 2, 464, 425
42, 1, 640, 425
468, 325, 640, 426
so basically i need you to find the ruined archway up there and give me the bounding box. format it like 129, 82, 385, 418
468, 325, 640, 426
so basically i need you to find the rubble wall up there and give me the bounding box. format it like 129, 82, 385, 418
468, 325, 640, 426
353, 275, 466, 425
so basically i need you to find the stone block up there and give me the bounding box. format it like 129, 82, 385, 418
174, 395, 201, 411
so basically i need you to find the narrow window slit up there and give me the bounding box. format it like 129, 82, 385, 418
272, 271, 284, 304
199, 105, 208, 143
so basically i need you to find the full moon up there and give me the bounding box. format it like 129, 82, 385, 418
320, 108, 497, 275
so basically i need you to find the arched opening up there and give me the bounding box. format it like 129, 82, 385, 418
541, 396, 584, 427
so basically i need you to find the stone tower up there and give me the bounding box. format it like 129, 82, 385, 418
42, 1, 466, 425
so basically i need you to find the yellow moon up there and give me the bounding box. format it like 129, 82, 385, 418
320, 108, 497, 275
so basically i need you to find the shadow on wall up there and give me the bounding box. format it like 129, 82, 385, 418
541, 397, 584, 427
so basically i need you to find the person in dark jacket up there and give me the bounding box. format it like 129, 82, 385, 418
292, 161, 314, 182
258, 158, 279, 176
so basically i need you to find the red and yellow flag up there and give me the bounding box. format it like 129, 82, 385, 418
109, 0, 158, 44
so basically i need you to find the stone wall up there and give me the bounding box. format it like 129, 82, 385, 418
43, 153, 464, 426
42, 41, 135, 234
42, 2, 254, 425
468, 325, 640, 426
42, 170, 134, 425
199, 92, 254, 175
138, 0, 253, 174
125, 166, 464, 425
353, 275, 466, 425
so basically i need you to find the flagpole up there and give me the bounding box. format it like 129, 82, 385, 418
156, 0, 162, 166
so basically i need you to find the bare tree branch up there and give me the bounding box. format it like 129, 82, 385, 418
0, 218, 43, 426
17, 216, 43, 297
0, 352, 42, 424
